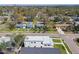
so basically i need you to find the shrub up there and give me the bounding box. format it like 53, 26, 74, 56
76, 38, 79, 43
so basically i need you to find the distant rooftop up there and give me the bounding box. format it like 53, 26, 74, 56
0, 4, 79, 7
0, 36, 10, 43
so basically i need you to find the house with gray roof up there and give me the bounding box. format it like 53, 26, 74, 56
20, 48, 61, 54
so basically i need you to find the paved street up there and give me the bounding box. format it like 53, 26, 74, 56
56, 27, 79, 54
61, 35, 79, 54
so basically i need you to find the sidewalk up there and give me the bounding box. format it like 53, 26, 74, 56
56, 27, 65, 34
56, 27, 79, 54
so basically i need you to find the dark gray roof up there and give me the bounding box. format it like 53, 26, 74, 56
0, 51, 4, 54
20, 48, 61, 54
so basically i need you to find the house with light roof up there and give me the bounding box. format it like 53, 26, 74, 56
24, 36, 53, 48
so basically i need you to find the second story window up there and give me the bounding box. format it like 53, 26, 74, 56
41, 42, 43, 44
34, 42, 36, 43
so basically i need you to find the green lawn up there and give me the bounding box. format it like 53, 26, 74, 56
0, 28, 26, 33
53, 38, 72, 54
47, 28, 57, 33
54, 44, 67, 54
53, 39, 61, 43
0, 26, 58, 33
48, 30, 57, 33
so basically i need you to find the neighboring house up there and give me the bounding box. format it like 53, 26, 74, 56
74, 21, 79, 26
73, 17, 79, 26
24, 36, 53, 48
36, 11, 42, 18
0, 15, 13, 23
16, 23, 26, 29
48, 16, 54, 20
0, 16, 9, 21
24, 15, 32, 22
0, 36, 16, 53
25, 15, 32, 19
69, 17, 74, 22
35, 22, 44, 28
26, 22, 33, 28
16, 22, 34, 29
2, 9, 14, 16
0, 36, 11, 44
55, 24, 70, 29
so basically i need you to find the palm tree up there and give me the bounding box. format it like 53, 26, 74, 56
11, 33, 25, 53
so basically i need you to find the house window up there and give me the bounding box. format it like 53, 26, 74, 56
31, 42, 33, 43
41, 46, 42, 48
44, 44, 47, 46
34, 42, 36, 43
41, 42, 43, 44
34, 46, 36, 48
48, 44, 51, 46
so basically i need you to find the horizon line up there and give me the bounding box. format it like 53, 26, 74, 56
0, 4, 79, 6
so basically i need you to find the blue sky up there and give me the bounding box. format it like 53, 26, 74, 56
0, 0, 79, 5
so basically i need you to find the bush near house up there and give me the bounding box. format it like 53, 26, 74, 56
75, 38, 79, 47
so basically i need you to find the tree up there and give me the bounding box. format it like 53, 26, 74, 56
47, 20, 55, 29
1, 18, 8, 24
53, 16, 61, 22
42, 25, 48, 32
7, 21, 16, 30
73, 24, 79, 33
0, 42, 7, 53
11, 33, 25, 48
63, 16, 70, 23
11, 33, 25, 53
76, 38, 79, 43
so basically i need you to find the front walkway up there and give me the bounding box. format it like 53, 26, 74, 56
56, 27, 64, 34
